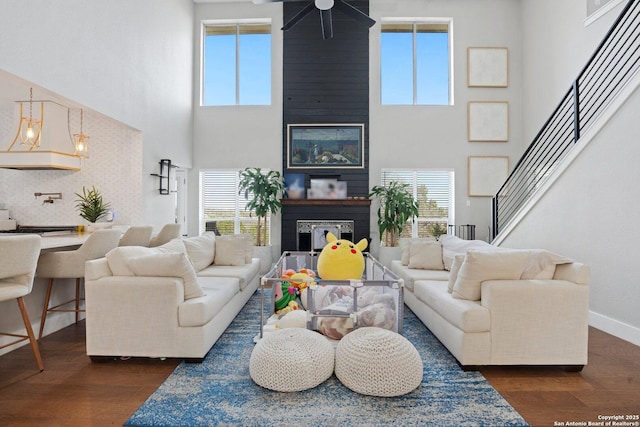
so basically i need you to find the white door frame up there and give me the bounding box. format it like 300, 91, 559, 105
174, 168, 188, 235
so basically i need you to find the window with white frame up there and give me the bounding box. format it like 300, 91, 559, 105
202, 22, 271, 106
380, 21, 452, 105
200, 170, 269, 244
380, 169, 455, 239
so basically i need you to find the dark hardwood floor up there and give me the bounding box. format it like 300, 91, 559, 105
1, 322, 639, 426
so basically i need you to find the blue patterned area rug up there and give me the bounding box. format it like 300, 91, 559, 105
125, 290, 529, 427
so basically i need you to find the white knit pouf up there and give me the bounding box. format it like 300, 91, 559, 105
250, 328, 335, 392
335, 327, 423, 397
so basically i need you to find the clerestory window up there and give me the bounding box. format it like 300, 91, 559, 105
202, 22, 271, 106
380, 20, 452, 105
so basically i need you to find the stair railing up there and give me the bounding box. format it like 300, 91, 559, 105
492, 0, 640, 239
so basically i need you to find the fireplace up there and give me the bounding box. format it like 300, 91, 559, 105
281, 199, 370, 252
296, 220, 354, 251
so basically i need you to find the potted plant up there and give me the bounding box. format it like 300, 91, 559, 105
238, 167, 284, 273
368, 181, 419, 265
75, 186, 111, 231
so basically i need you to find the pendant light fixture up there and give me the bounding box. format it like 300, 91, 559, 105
73, 109, 89, 158
10, 87, 43, 150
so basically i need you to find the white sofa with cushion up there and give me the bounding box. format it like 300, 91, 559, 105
390, 235, 590, 369
84, 232, 259, 361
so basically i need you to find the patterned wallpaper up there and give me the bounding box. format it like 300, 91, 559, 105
0, 107, 143, 227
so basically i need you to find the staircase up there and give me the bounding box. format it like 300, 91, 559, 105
492, 0, 640, 240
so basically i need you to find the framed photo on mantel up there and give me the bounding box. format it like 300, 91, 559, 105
287, 124, 364, 169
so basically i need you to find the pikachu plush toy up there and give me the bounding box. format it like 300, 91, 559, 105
317, 232, 368, 280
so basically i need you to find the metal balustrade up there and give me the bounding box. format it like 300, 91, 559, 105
492, 0, 640, 239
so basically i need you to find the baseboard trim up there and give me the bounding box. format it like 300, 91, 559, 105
590, 310, 640, 347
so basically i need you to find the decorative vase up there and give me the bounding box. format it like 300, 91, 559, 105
86, 222, 112, 233
377, 246, 401, 268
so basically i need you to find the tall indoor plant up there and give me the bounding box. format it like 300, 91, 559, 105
238, 167, 284, 247
75, 186, 110, 226
368, 181, 419, 247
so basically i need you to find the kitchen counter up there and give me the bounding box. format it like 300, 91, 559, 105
38, 232, 90, 251
0, 231, 88, 250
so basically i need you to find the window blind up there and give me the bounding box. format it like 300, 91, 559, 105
200, 169, 269, 242
380, 169, 454, 238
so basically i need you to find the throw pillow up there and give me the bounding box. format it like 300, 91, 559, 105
105, 239, 187, 276
399, 237, 436, 266
439, 234, 497, 270
157, 238, 188, 254
452, 250, 530, 301
238, 234, 254, 264
127, 252, 204, 300
213, 235, 246, 266
520, 249, 572, 279
183, 232, 216, 272
407, 240, 444, 270
447, 254, 466, 293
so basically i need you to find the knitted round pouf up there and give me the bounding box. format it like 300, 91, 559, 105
335, 327, 423, 397
250, 328, 334, 392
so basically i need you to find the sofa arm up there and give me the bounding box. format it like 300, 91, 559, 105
85, 258, 113, 281
480, 279, 589, 365
85, 276, 185, 357
554, 262, 590, 285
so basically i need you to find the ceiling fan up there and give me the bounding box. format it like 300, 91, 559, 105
253, 0, 376, 40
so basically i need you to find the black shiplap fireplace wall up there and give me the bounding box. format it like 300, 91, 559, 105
281, 0, 371, 251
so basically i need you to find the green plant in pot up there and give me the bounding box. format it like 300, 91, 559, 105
75, 186, 110, 224
238, 167, 284, 247
368, 181, 419, 247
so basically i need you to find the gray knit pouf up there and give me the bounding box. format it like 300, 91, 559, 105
335, 327, 423, 397
250, 328, 335, 392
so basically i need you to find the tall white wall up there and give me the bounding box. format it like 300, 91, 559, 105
0, 0, 194, 353
506, 0, 639, 345
520, 0, 624, 141
0, 0, 194, 230
190, 0, 525, 244
190, 2, 284, 241
369, 0, 524, 243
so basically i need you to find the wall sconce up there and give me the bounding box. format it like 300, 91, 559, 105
73, 109, 89, 158
10, 88, 43, 150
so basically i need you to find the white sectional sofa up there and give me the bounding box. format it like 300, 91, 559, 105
84, 232, 260, 361
390, 235, 590, 370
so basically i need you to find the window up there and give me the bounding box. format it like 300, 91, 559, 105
381, 21, 451, 105
202, 22, 271, 106
200, 170, 270, 244
380, 169, 455, 239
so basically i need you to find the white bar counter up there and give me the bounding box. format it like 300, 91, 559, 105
40, 232, 90, 251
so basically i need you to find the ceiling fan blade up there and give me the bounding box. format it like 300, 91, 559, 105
252, 0, 309, 3
334, 0, 376, 28
320, 8, 333, 39
282, 2, 316, 31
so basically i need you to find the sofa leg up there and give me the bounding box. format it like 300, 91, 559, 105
565, 365, 584, 372
461, 365, 481, 371
183, 357, 205, 364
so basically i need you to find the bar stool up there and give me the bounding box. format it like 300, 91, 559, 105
0, 235, 44, 371
149, 223, 182, 247
36, 228, 121, 339
118, 225, 153, 247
